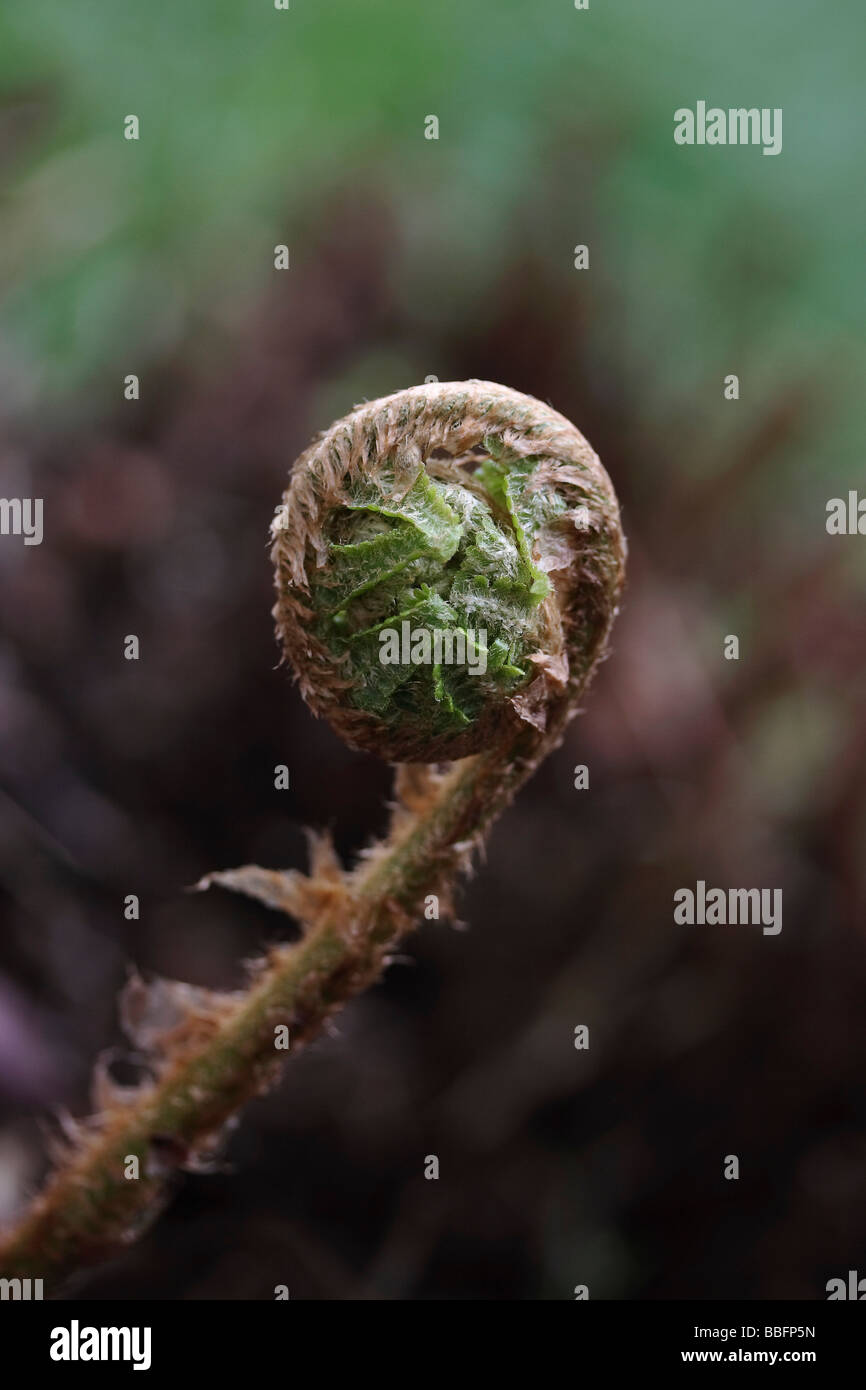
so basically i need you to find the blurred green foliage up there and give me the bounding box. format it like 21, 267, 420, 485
0, 0, 863, 491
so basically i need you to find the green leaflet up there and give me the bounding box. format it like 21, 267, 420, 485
347, 589, 457, 714
309, 445, 561, 739
316, 469, 463, 619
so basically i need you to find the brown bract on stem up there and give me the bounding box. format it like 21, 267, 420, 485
0, 380, 625, 1292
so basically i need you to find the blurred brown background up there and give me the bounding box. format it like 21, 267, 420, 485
0, 0, 864, 1299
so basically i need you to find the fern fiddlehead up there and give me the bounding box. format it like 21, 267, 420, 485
0, 380, 625, 1289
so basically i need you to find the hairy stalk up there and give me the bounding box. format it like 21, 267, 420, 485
0, 380, 625, 1292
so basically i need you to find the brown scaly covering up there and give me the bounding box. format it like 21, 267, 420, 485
272, 380, 625, 760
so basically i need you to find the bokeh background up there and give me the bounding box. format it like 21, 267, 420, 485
0, 0, 864, 1299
